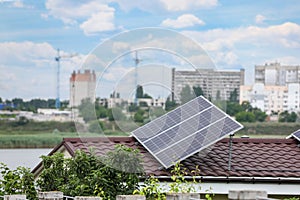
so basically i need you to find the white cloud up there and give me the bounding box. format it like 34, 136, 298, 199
255, 14, 266, 24
45, 0, 116, 34
160, 0, 218, 11
182, 22, 300, 84
113, 0, 162, 12
11, 0, 32, 8
0, 42, 85, 100
0, 41, 57, 66
184, 22, 300, 51
112, 41, 130, 54
161, 14, 205, 28
80, 8, 115, 35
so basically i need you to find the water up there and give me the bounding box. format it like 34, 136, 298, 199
0, 148, 52, 170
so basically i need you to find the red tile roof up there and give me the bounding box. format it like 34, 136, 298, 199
33, 136, 300, 183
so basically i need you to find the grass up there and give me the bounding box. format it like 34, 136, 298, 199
236, 122, 300, 136
1, 120, 299, 148
0, 131, 128, 148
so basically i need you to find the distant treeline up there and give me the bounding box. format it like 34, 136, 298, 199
236, 122, 300, 136
0, 120, 76, 134
0, 97, 69, 112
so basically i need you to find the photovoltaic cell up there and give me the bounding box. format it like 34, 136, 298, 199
131, 96, 243, 168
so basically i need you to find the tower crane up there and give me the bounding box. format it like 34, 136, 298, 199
54, 49, 77, 109
134, 51, 142, 105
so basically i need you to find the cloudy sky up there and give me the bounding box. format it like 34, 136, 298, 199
1, 0, 300, 100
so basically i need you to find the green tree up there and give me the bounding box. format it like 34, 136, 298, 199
37, 146, 144, 200
229, 88, 239, 102
88, 120, 105, 133
289, 112, 298, 122
235, 111, 256, 122
37, 153, 66, 191
193, 86, 204, 97
12, 98, 24, 109
128, 104, 139, 112
136, 85, 144, 99
279, 111, 297, 122
149, 107, 165, 119
78, 98, 95, 122
15, 116, 29, 126
226, 102, 243, 116
143, 93, 152, 99
253, 108, 267, 122
107, 107, 126, 121
165, 97, 177, 111
134, 109, 145, 123
0, 163, 37, 200
96, 105, 108, 118
216, 90, 221, 101
180, 85, 194, 104
241, 101, 253, 112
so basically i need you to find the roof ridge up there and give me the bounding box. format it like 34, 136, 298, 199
63, 136, 135, 142
220, 138, 297, 144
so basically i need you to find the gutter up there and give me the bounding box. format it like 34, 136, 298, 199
150, 176, 300, 184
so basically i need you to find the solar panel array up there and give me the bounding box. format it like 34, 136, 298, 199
131, 96, 243, 168
288, 129, 300, 141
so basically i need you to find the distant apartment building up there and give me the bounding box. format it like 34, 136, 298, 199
240, 62, 300, 114
255, 62, 300, 85
99, 97, 166, 109
69, 70, 96, 107
172, 68, 245, 103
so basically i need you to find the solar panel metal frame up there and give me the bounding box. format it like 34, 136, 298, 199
286, 129, 300, 141
131, 96, 244, 169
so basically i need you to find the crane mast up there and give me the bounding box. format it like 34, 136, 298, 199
54, 49, 77, 109
55, 49, 61, 109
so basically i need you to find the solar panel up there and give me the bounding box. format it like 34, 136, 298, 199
131, 96, 243, 168
286, 129, 300, 141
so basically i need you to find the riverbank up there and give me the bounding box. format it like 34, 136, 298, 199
0, 131, 128, 148
0, 121, 299, 148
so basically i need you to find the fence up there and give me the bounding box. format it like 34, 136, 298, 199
1, 190, 273, 200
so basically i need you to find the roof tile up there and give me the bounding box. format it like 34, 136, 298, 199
60, 137, 300, 179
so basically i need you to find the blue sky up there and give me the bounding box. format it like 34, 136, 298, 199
1, 0, 300, 100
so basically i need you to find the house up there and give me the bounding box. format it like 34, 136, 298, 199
33, 136, 300, 199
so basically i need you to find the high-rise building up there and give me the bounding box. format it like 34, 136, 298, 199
172, 68, 245, 103
240, 62, 300, 114
69, 70, 96, 107
240, 83, 300, 114
255, 62, 300, 85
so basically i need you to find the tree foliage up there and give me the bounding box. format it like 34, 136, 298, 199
107, 107, 126, 121
216, 90, 221, 101
0, 163, 37, 200
226, 102, 243, 116
88, 120, 105, 133
78, 98, 95, 122
235, 111, 256, 122
180, 85, 194, 104
37, 145, 144, 200
229, 88, 239, 102
136, 85, 144, 99
253, 108, 268, 122
134, 109, 145, 123
165, 97, 177, 111
279, 111, 297, 122
193, 86, 204, 97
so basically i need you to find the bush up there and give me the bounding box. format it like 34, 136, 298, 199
0, 163, 37, 200
37, 145, 144, 200
235, 111, 255, 122
88, 120, 105, 133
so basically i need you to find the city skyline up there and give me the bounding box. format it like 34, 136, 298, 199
1, 0, 300, 100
